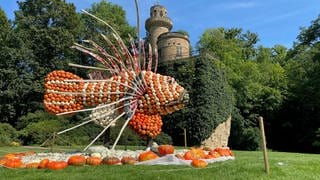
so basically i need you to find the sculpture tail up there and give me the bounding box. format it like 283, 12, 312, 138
43, 70, 84, 115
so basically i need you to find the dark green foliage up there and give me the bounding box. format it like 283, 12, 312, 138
297, 14, 320, 46
0, 123, 19, 146
19, 119, 64, 145
158, 56, 233, 146
82, 0, 135, 41
17, 110, 103, 146
187, 55, 233, 145
0, 7, 36, 126
154, 132, 173, 145
109, 120, 144, 146
158, 58, 194, 145
17, 110, 67, 145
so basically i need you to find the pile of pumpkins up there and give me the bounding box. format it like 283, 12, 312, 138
0, 145, 234, 170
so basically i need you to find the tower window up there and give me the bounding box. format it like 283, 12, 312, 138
177, 46, 182, 57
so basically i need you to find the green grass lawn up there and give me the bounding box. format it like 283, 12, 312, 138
0, 146, 320, 180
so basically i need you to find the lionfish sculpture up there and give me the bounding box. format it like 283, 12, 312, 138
43, 9, 189, 150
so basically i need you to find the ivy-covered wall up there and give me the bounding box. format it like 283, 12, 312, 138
158, 55, 234, 146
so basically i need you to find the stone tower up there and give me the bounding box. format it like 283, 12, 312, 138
145, 5, 173, 55
145, 4, 190, 62
158, 32, 190, 61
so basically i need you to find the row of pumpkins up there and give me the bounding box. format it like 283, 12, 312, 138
0, 145, 234, 169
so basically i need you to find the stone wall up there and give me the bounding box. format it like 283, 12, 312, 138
201, 116, 231, 148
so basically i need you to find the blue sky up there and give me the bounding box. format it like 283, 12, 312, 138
1, 0, 320, 48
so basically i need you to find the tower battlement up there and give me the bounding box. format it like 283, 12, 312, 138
145, 4, 190, 61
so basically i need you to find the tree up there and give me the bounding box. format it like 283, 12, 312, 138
81, 0, 135, 47
268, 14, 320, 153
197, 27, 288, 150
2, 0, 84, 125
297, 14, 320, 46
0, 7, 35, 125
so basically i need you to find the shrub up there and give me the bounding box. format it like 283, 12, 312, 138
0, 123, 19, 146
19, 120, 64, 145
154, 132, 173, 145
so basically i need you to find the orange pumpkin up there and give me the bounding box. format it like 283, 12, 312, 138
4, 153, 17, 160
121, 156, 136, 165
158, 145, 174, 156
215, 147, 233, 156
47, 161, 68, 170
183, 148, 206, 160
102, 157, 121, 165
68, 155, 86, 166
86, 157, 102, 166
138, 151, 159, 162
0, 158, 7, 165
4, 159, 23, 168
38, 158, 49, 169
191, 159, 207, 168
25, 162, 40, 168
204, 154, 215, 159
208, 150, 221, 158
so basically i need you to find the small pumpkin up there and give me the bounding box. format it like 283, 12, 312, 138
86, 157, 102, 166
208, 150, 221, 158
4, 159, 23, 168
4, 153, 17, 160
0, 158, 7, 165
183, 148, 206, 160
204, 154, 215, 159
121, 156, 136, 165
68, 155, 86, 166
102, 157, 121, 165
158, 145, 174, 156
191, 159, 208, 168
47, 161, 68, 170
214, 147, 233, 156
138, 151, 159, 162
38, 158, 49, 169
25, 162, 40, 168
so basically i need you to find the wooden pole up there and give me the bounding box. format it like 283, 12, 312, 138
183, 128, 187, 148
258, 116, 270, 174
50, 132, 56, 153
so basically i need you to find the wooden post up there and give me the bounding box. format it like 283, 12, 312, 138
183, 128, 187, 148
258, 116, 270, 174
50, 132, 56, 153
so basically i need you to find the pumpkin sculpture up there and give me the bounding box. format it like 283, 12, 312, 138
42, 10, 189, 151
